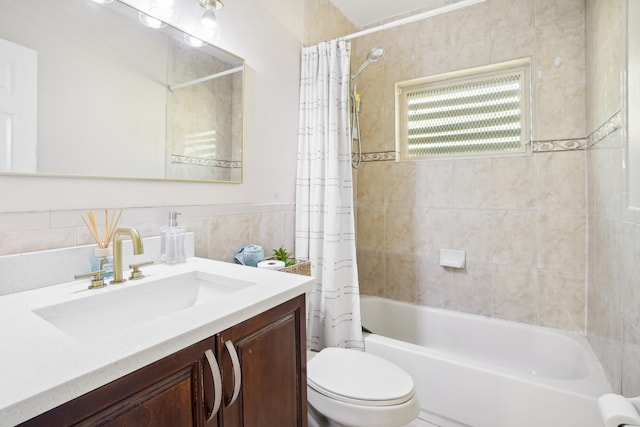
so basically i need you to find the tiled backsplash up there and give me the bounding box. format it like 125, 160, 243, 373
0, 202, 296, 281
0, 234, 194, 296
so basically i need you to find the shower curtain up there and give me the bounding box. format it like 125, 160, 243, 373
295, 40, 364, 351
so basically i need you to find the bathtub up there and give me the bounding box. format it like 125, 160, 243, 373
360, 296, 612, 427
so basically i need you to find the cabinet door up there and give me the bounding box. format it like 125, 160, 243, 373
218, 294, 307, 427
19, 339, 217, 427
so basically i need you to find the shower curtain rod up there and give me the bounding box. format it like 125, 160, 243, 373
337, 0, 486, 42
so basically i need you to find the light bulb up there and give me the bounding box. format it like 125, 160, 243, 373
201, 7, 218, 30
184, 34, 206, 48
138, 12, 166, 29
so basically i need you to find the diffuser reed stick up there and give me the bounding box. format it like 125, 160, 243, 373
81, 208, 123, 248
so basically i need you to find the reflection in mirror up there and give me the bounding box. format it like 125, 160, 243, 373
628, 0, 640, 207
0, 0, 244, 182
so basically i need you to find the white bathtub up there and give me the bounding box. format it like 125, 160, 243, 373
360, 296, 612, 427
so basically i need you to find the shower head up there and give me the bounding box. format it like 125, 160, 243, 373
351, 47, 385, 80
367, 47, 385, 62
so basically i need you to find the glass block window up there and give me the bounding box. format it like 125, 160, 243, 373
396, 59, 531, 160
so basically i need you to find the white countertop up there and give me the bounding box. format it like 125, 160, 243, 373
0, 257, 314, 426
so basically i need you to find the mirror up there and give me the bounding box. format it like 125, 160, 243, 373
0, 0, 244, 182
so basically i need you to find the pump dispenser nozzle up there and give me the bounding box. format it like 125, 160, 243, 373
169, 211, 181, 227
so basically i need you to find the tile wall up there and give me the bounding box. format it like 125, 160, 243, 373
586, 0, 640, 396
353, 0, 590, 333
0, 203, 295, 267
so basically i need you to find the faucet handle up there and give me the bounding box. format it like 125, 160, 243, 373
75, 270, 106, 289
128, 261, 154, 280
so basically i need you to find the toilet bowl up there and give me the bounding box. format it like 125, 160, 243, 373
307, 347, 419, 427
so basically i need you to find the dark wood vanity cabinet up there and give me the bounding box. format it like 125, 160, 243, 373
217, 295, 307, 427
19, 294, 307, 427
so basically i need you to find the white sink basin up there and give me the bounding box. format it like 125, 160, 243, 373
33, 271, 257, 340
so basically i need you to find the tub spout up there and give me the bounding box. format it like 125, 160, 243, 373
111, 226, 144, 284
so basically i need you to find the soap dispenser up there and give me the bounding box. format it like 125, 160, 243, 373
161, 211, 186, 264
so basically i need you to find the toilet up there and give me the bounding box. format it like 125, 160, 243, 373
307, 347, 419, 427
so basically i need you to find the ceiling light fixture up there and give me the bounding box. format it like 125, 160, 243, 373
198, 0, 223, 31
90, 0, 114, 4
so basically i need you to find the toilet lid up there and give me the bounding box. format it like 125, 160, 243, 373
307, 348, 415, 407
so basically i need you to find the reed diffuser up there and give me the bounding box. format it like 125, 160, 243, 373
81, 208, 123, 279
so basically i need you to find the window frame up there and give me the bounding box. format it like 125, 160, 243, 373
395, 58, 532, 161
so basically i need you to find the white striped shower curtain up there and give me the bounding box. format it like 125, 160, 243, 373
295, 40, 364, 351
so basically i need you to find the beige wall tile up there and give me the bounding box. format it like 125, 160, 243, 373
622, 222, 640, 331
537, 213, 586, 273
492, 156, 537, 209
450, 2, 490, 46
450, 261, 493, 316
538, 268, 586, 332
490, 27, 535, 63
416, 160, 453, 208
490, 0, 534, 31
492, 264, 538, 323
452, 209, 493, 263
356, 207, 384, 251
536, 150, 586, 215
535, 16, 586, 82
384, 206, 417, 254
356, 162, 385, 208
605, 22, 623, 121
450, 37, 491, 70
415, 47, 452, 77
385, 253, 417, 302
534, 0, 585, 26
416, 13, 450, 50
622, 324, 640, 396
492, 209, 537, 267
452, 158, 493, 209
535, 77, 586, 140
359, 105, 387, 153
384, 161, 416, 207
249, 212, 295, 258
0, 228, 76, 256
357, 249, 385, 297
605, 218, 624, 307
208, 214, 252, 262
416, 208, 453, 258
416, 254, 453, 308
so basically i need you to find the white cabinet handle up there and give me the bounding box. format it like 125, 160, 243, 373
224, 340, 242, 407
204, 349, 222, 422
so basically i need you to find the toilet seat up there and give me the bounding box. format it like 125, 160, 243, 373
307, 347, 415, 407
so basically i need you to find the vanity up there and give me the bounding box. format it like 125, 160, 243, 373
0, 257, 314, 426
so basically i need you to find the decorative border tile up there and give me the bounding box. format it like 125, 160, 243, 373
588, 111, 622, 148
531, 139, 587, 152
354, 151, 396, 162
171, 155, 241, 169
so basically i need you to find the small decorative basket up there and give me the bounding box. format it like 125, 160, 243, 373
280, 260, 311, 276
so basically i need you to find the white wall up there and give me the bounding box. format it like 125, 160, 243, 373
0, 0, 302, 213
